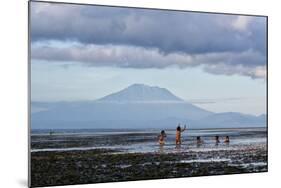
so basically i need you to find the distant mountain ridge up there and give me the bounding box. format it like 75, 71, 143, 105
194, 112, 266, 128
31, 84, 266, 129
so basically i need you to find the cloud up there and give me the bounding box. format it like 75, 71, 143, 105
203, 64, 266, 79
232, 16, 253, 32
31, 42, 266, 79
30, 2, 267, 79
30, 2, 267, 55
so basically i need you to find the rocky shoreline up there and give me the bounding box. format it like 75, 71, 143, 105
31, 145, 267, 187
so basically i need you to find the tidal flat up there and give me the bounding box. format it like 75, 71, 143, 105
30, 128, 267, 187
31, 145, 267, 187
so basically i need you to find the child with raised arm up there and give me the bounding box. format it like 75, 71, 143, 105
175, 124, 186, 145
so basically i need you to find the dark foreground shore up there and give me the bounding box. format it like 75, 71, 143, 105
31, 145, 267, 187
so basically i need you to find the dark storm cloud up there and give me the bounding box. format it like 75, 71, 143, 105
30, 2, 266, 57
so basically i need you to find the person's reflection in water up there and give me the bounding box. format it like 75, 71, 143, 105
159, 144, 164, 153
175, 143, 181, 151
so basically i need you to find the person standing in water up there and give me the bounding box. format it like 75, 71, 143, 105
158, 130, 167, 145
224, 136, 230, 143
175, 124, 186, 145
196, 136, 203, 146
215, 135, 220, 145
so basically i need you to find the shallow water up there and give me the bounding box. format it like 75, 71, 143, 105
31, 127, 267, 154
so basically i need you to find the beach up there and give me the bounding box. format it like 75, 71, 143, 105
30, 128, 267, 187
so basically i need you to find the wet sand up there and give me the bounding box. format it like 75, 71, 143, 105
31, 144, 267, 187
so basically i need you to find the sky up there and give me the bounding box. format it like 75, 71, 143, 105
30, 2, 267, 115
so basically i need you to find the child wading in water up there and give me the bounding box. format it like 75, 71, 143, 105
158, 130, 167, 145
196, 136, 203, 146
224, 136, 230, 143
215, 135, 220, 145
175, 124, 186, 145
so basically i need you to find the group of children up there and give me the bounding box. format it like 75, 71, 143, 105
158, 124, 230, 146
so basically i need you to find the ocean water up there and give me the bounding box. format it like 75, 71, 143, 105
31, 127, 267, 154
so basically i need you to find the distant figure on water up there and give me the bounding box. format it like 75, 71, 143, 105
224, 136, 230, 143
215, 135, 220, 145
158, 130, 167, 145
196, 136, 203, 146
175, 124, 186, 145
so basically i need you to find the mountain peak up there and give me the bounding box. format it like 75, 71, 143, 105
126, 83, 168, 92
98, 84, 183, 102
127, 83, 148, 88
